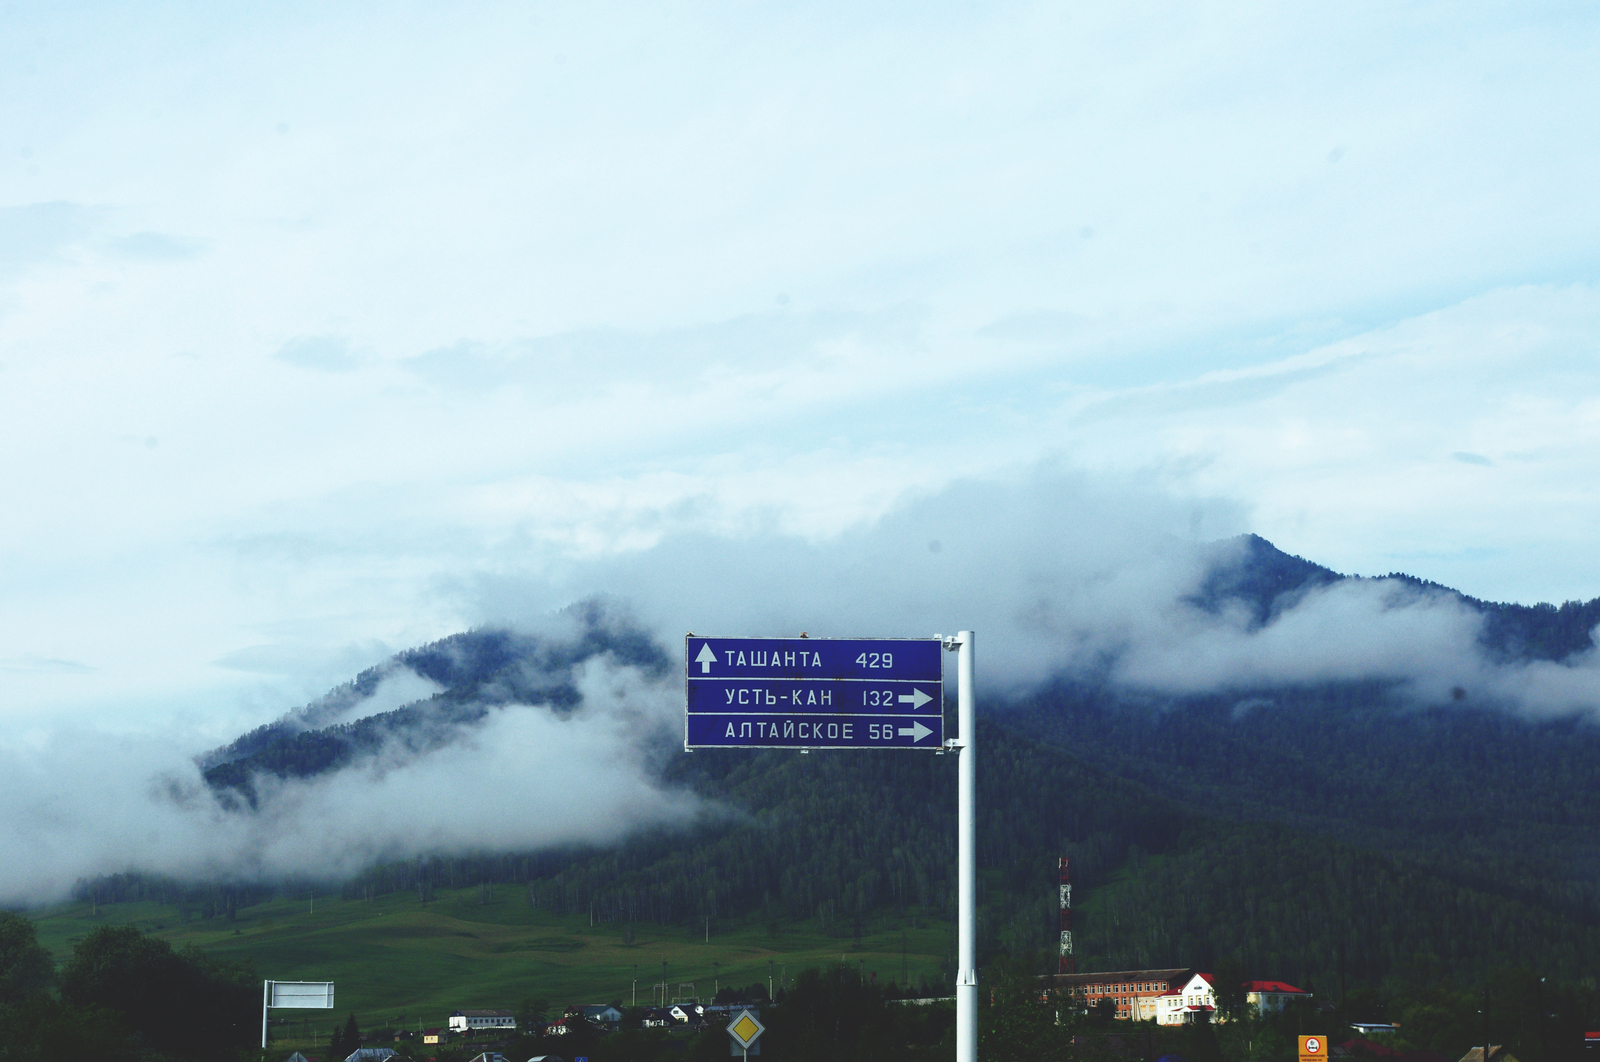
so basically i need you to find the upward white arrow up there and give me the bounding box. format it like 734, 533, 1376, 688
897, 688, 933, 710
695, 644, 717, 673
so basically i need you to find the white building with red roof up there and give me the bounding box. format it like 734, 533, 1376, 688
1156, 973, 1217, 1025
1246, 980, 1310, 1014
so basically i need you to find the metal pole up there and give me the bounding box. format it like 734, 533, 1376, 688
955, 630, 977, 1062
1483, 984, 1491, 1062
261, 980, 271, 1050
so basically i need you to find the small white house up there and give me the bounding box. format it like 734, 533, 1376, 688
448, 1010, 517, 1033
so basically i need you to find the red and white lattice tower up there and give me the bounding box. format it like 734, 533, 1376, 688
1058, 856, 1074, 974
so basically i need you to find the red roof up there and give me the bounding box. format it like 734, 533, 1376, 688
1247, 980, 1307, 994
1198, 973, 1216, 984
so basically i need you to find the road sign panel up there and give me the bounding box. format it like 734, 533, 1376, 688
686, 636, 943, 749
728, 1009, 765, 1048
687, 713, 941, 748
688, 637, 940, 680
688, 678, 939, 714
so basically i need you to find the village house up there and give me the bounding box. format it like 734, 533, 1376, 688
1156, 973, 1218, 1025
448, 1009, 516, 1033
1247, 980, 1311, 1014
343, 1049, 399, 1062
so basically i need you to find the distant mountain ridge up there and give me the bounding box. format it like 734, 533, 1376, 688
200, 600, 668, 805
165, 534, 1600, 992
1197, 533, 1600, 661
200, 534, 1600, 807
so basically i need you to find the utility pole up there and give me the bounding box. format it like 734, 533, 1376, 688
1483, 984, 1492, 1062
1537, 976, 1547, 1062
633, 964, 638, 1008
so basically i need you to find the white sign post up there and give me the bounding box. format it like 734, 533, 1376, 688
947, 631, 976, 1062
685, 629, 976, 1061
262, 980, 335, 1049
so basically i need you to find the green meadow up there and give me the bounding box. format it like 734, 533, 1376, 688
26, 887, 953, 1036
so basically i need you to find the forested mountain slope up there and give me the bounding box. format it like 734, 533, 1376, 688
148, 536, 1600, 994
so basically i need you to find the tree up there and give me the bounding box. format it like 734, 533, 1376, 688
517, 996, 550, 1032
329, 1012, 362, 1059
979, 953, 1079, 1062
58, 924, 257, 1060
0, 912, 54, 1005
0, 998, 134, 1062
1212, 957, 1248, 1023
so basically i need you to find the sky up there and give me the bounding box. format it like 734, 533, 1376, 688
4, 0, 1600, 746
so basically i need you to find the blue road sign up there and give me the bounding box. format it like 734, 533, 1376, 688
688, 678, 937, 714
686, 636, 943, 750
687, 637, 941, 680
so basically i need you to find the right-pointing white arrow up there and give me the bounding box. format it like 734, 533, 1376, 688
695, 644, 717, 674
897, 688, 933, 710
898, 721, 933, 742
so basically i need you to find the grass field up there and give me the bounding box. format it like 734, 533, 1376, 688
27, 887, 954, 1039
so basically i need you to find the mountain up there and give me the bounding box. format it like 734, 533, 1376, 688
98, 536, 1600, 995
200, 599, 670, 806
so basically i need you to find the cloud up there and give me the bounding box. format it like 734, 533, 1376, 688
7, 465, 1600, 904
0, 202, 97, 278
0, 655, 95, 675
457, 469, 1600, 718
0, 657, 701, 902
3, 2, 1600, 900
109, 232, 204, 261
273, 336, 361, 371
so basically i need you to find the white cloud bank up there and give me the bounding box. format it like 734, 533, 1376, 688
0, 659, 700, 903
5, 466, 1600, 905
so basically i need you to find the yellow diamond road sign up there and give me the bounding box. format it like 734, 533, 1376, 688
728, 1009, 765, 1048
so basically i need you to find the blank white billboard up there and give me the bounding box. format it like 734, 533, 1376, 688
268, 981, 335, 1009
